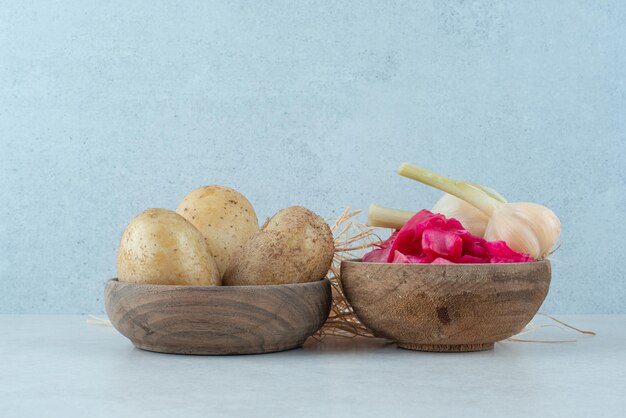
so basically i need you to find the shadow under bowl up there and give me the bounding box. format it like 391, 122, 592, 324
104, 278, 331, 355
340, 260, 551, 352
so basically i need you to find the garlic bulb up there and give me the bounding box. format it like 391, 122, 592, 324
432, 194, 489, 237
432, 182, 507, 237
484, 202, 561, 259
398, 163, 561, 259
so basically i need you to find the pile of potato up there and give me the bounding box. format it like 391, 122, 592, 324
116, 186, 334, 286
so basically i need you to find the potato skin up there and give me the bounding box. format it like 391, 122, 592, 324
223, 206, 334, 286
117, 208, 220, 286
176, 186, 259, 277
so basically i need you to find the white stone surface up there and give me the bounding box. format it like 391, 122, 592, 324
0, 315, 623, 418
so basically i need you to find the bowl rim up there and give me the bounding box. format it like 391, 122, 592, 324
342, 258, 550, 267
107, 277, 330, 291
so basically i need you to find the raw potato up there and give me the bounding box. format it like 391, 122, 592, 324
117, 208, 220, 286
176, 186, 259, 277
223, 206, 334, 286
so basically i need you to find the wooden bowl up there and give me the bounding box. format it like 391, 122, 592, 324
104, 279, 331, 355
340, 260, 551, 352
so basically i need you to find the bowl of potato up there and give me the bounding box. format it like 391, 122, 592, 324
105, 186, 334, 355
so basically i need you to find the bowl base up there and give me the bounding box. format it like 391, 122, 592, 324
397, 342, 494, 352
133, 340, 306, 356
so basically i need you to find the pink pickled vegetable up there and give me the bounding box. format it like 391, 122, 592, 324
391, 250, 411, 264
361, 231, 398, 262
432, 257, 455, 264
422, 229, 463, 260
363, 209, 533, 264
485, 241, 534, 263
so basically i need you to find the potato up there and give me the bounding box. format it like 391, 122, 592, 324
117, 208, 220, 286
223, 206, 334, 286
176, 186, 259, 277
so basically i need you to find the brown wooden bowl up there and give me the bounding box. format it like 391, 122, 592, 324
104, 279, 331, 355
340, 260, 551, 352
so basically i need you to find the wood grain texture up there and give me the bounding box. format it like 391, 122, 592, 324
340, 260, 551, 352
104, 279, 331, 355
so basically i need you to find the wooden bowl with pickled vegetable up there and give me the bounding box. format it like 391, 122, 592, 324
104, 278, 331, 355
340, 260, 550, 352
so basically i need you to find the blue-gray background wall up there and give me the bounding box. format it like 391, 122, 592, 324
1, 1, 624, 314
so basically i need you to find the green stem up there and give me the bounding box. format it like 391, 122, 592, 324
367, 204, 415, 229
397, 163, 501, 216
460, 181, 507, 203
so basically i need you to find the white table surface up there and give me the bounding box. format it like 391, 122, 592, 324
0, 315, 624, 418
